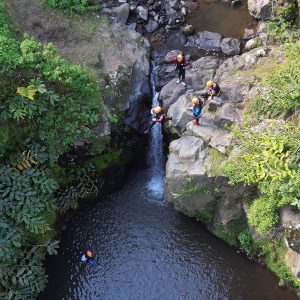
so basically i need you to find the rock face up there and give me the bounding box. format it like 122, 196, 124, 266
6, 1, 151, 132
185, 56, 220, 90
159, 78, 186, 110
221, 38, 241, 56
187, 31, 222, 51
247, 0, 272, 20
113, 3, 130, 24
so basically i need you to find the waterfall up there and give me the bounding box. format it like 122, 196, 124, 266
146, 62, 165, 198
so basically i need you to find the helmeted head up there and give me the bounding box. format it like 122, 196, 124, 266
153, 106, 162, 114
192, 97, 199, 105
86, 250, 93, 258
207, 80, 213, 88
177, 54, 183, 62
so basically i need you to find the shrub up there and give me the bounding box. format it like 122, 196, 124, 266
45, 0, 100, 14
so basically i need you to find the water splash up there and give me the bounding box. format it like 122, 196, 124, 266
146, 62, 165, 198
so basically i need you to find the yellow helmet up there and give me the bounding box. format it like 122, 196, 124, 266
192, 97, 199, 104
207, 80, 213, 87
153, 106, 162, 113
177, 54, 183, 62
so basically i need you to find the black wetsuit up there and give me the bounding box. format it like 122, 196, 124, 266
209, 83, 220, 98
147, 110, 172, 131
176, 57, 186, 82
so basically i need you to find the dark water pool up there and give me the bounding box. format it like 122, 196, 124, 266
186, 0, 257, 38
40, 169, 297, 300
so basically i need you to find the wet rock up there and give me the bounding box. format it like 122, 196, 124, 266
245, 37, 262, 51
188, 31, 222, 51
113, 3, 130, 24
247, 0, 272, 20
243, 28, 256, 40
221, 38, 241, 56
136, 6, 149, 21
181, 24, 195, 36
214, 103, 242, 127
159, 78, 186, 110
146, 20, 159, 33
285, 248, 300, 280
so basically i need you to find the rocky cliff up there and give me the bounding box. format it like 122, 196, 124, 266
163, 14, 300, 292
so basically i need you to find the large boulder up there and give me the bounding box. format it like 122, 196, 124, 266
214, 103, 243, 127
214, 47, 268, 83
159, 78, 186, 110
146, 21, 159, 33
113, 3, 130, 24
165, 136, 215, 212
186, 122, 232, 153
136, 6, 149, 21
187, 31, 222, 51
248, 0, 272, 20
221, 38, 241, 56
285, 248, 300, 280
219, 74, 256, 104
181, 24, 195, 36
167, 92, 195, 134
185, 56, 220, 90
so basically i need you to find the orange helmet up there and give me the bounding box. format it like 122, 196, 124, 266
153, 106, 162, 113
86, 250, 92, 258
192, 97, 199, 104
207, 80, 214, 87
177, 54, 183, 62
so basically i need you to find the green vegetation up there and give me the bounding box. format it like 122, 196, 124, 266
223, 41, 300, 235
0, 2, 108, 298
254, 238, 300, 290
238, 229, 257, 256
45, 0, 100, 14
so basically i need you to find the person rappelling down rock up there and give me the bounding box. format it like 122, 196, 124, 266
206, 80, 221, 99
171, 53, 190, 86
190, 97, 203, 126
144, 106, 172, 134
81, 249, 95, 267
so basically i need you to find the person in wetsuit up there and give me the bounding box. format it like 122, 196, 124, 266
81, 249, 94, 266
207, 80, 221, 99
171, 53, 189, 86
190, 97, 203, 126
144, 106, 171, 134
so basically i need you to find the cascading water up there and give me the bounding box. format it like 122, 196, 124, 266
146, 62, 165, 198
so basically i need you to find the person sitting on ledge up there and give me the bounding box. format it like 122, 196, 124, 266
206, 80, 220, 99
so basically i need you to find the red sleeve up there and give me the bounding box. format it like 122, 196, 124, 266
171, 57, 177, 63
185, 60, 190, 66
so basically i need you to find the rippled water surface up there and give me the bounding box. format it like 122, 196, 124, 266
40, 169, 298, 300
186, 0, 256, 37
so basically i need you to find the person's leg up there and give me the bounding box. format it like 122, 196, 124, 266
176, 69, 181, 84
144, 120, 156, 133
181, 69, 186, 86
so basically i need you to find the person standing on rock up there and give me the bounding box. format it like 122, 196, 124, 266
190, 97, 203, 126
172, 53, 189, 86
144, 106, 172, 134
207, 80, 220, 99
